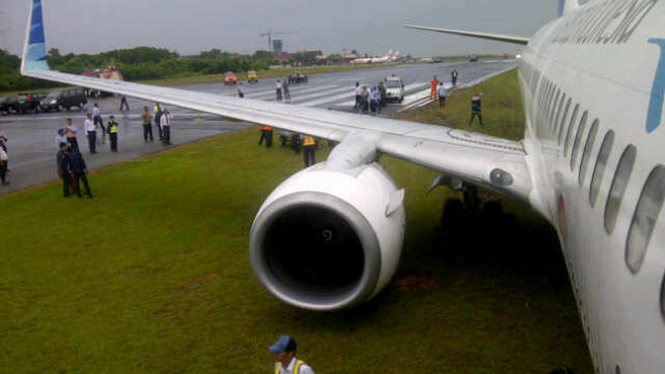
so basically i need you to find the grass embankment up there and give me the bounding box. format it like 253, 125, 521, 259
0, 70, 593, 373
395, 68, 525, 141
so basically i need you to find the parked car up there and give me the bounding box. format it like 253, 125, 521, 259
41, 88, 87, 112
247, 70, 258, 83
0, 96, 17, 115
16, 93, 47, 114
288, 72, 308, 84
384, 77, 405, 103
224, 71, 238, 85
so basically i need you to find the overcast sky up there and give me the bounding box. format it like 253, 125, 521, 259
0, 0, 562, 58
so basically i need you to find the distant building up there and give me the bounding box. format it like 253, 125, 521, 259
272, 39, 283, 54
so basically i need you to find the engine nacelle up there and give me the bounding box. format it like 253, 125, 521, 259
249, 162, 405, 311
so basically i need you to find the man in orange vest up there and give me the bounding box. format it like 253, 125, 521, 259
269, 335, 315, 374
258, 125, 273, 147
302, 134, 316, 167
430, 75, 439, 99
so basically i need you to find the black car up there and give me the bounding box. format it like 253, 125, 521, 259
41, 88, 87, 112
0, 96, 17, 115
16, 93, 47, 114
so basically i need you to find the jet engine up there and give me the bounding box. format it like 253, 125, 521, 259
249, 162, 405, 311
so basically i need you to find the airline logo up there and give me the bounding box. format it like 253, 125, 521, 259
647, 38, 665, 133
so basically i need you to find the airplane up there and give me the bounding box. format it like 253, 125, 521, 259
351, 50, 400, 64
20, 0, 664, 373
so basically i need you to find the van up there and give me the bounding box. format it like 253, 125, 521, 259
41, 88, 87, 112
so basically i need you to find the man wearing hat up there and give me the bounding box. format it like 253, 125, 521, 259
269, 335, 315, 374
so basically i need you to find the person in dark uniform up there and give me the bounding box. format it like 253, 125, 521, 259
469, 92, 483, 126
107, 116, 119, 152
56, 142, 70, 197
119, 95, 130, 111
68, 148, 93, 198
258, 125, 273, 147
451, 69, 458, 86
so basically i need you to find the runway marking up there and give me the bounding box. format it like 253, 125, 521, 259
289, 86, 355, 105
245, 84, 338, 100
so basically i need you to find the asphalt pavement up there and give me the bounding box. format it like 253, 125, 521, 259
0, 60, 516, 194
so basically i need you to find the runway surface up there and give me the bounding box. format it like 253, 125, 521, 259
0, 60, 516, 194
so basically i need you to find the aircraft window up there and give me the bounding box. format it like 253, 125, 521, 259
558, 98, 572, 145
604, 145, 637, 234
626, 165, 665, 273
550, 89, 561, 130
590, 130, 615, 207
570, 111, 589, 170
564, 104, 580, 157
553, 93, 566, 134
579, 119, 599, 186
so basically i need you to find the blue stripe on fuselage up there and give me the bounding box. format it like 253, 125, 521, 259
646, 38, 665, 133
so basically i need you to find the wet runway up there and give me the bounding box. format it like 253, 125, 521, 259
0, 60, 516, 194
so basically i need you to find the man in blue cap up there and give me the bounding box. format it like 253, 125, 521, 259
269, 335, 315, 374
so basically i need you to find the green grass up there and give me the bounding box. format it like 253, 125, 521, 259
0, 70, 593, 374
395, 69, 525, 140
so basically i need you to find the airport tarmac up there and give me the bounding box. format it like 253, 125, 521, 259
0, 60, 516, 194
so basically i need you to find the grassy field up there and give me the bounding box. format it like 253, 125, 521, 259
0, 70, 593, 373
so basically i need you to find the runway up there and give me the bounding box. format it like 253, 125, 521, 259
0, 60, 516, 194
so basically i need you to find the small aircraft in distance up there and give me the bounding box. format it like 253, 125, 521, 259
351, 50, 400, 64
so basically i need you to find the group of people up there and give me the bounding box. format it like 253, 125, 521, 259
354, 81, 387, 115
257, 126, 319, 168
56, 141, 93, 198
275, 79, 291, 102
147, 103, 173, 145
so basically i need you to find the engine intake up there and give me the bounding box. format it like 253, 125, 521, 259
250, 162, 405, 311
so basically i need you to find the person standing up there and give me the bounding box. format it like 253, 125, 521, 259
119, 95, 130, 111
378, 81, 386, 109
68, 148, 93, 198
84, 113, 97, 154
65, 118, 79, 151
275, 80, 283, 102
354, 82, 361, 109
269, 335, 315, 374
54, 128, 69, 150
369, 86, 380, 116
153, 102, 163, 140
141, 106, 153, 141
0, 143, 8, 186
438, 82, 447, 108
451, 69, 458, 86
469, 92, 483, 126
160, 109, 172, 145
282, 80, 291, 102
56, 142, 70, 197
107, 116, 119, 152
302, 135, 316, 167
0, 132, 9, 172
92, 103, 105, 143
360, 85, 369, 113
430, 75, 439, 99
237, 82, 245, 98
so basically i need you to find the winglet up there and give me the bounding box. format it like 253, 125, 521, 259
21, 0, 50, 72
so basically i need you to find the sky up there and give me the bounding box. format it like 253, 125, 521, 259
0, 0, 561, 58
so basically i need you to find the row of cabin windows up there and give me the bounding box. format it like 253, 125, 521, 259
532, 75, 665, 319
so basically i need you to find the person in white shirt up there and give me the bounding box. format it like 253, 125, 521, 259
0, 143, 8, 186
237, 82, 245, 98
269, 336, 315, 374
354, 82, 362, 109
438, 82, 447, 108
160, 109, 173, 145
92, 103, 105, 143
275, 80, 283, 102
84, 113, 97, 154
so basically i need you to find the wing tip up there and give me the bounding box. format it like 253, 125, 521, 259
22, 0, 50, 73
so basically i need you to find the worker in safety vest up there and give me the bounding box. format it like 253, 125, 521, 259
107, 116, 119, 152
430, 75, 439, 99
269, 335, 315, 374
65, 118, 79, 151
258, 125, 273, 148
302, 135, 316, 168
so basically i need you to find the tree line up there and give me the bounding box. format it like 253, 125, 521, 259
0, 47, 276, 92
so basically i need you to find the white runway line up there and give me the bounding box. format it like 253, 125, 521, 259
247, 84, 339, 100
288, 85, 353, 103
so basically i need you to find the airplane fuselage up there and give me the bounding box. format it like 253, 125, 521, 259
518, 0, 664, 372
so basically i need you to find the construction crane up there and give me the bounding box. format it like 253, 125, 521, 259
259, 30, 296, 52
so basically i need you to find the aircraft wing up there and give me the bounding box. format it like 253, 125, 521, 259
21, 0, 534, 206
403, 24, 530, 45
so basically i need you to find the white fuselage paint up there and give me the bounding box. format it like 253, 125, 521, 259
517, 0, 664, 373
